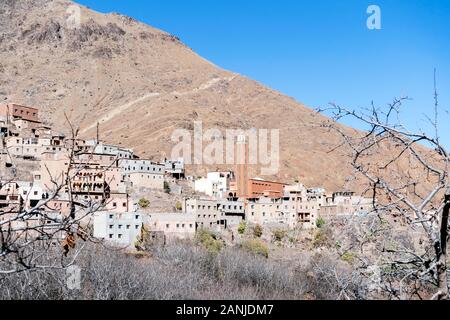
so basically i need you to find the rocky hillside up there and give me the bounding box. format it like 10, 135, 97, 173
0, 0, 424, 192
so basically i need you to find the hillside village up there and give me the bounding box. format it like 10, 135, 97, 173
0, 103, 374, 248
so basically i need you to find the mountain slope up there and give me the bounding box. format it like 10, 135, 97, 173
0, 0, 403, 191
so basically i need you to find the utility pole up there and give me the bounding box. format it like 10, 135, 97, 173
96, 122, 100, 143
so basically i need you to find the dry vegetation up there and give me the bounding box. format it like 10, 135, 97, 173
0, 240, 368, 300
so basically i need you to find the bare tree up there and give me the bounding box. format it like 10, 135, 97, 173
319, 74, 449, 300
0, 116, 105, 275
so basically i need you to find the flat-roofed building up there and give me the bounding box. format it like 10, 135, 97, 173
194, 171, 234, 199
246, 178, 286, 199
17, 181, 48, 209
93, 211, 144, 247
164, 158, 185, 179
118, 159, 165, 190
0, 181, 23, 214
320, 191, 373, 217
0, 103, 39, 123
183, 198, 222, 230
145, 213, 196, 241
246, 196, 297, 228
85, 140, 134, 159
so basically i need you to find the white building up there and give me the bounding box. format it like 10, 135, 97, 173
118, 159, 165, 190
164, 158, 185, 179
85, 140, 134, 159
17, 181, 47, 209
194, 172, 234, 199
93, 211, 144, 247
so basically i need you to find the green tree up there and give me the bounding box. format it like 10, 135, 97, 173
164, 181, 171, 194
241, 239, 269, 258
253, 224, 263, 238
138, 198, 150, 208
195, 228, 223, 254
237, 222, 246, 235
273, 230, 286, 242
316, 217, 326, 229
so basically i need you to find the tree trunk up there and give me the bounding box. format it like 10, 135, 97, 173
434, 189, 449, 300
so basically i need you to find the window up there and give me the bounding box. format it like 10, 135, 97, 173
109, 225, 113, 229
126, 225, 130, 230
113, 202, 117, 207
118, 225, 122, 229
109, 234, 113, 239
109, 214, 114, 219
118, 234, 123, 239
166, 224, 170, 229
135, 225, 140, 230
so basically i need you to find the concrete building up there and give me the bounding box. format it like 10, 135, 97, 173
17, 181, 48, 209
247, 178, 285, 199
164, 158, 185, 179
85, 140, 134, 159
183, 198, 223, 231
244, 183, 323, 229
246, 197, 297, 228
320, 191, 373, 217
0, 103, 39, 123
218, 199, 245, 228
118, 159, 165, 190
0, 181, 23, 214
183, 197, 245, 231
5, 136, 53, 160
104, 192, 133, 213
194, 171, 234, 199
145, 213, 196, 241
93, 211, 144, 247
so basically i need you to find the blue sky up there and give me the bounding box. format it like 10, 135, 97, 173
74, 0, 450, 148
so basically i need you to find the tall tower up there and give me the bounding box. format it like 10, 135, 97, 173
235, 135, 249, 198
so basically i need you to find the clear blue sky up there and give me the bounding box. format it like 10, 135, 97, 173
74, 0, 450, 148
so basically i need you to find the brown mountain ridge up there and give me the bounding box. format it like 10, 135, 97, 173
0, 0, 416, 192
